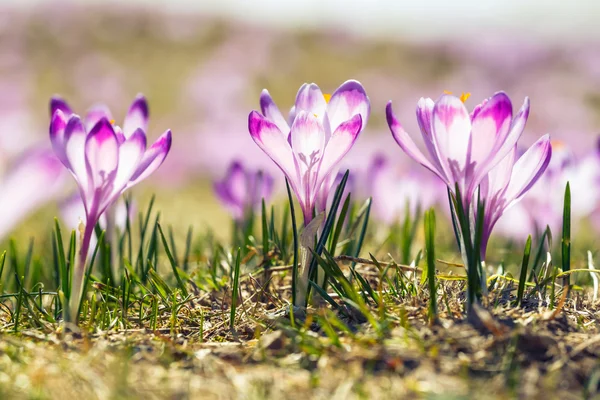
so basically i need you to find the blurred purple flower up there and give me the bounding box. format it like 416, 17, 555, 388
49, 94, 172, 322
368, 154, 445, 225
495, 140, 600, 242
0, 148, 66, 240
479, 135, 552, 259
248, 80, 370, 225
386, 91, 529, 208
214, 160, 274, 222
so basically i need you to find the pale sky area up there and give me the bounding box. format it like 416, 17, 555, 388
5, 0, 600, 42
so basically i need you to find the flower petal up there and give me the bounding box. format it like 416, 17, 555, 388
128, 129, 172, 187
50, 96, 72, 117
111, 128, 147, 195
64, 115, 91, 201
473, 97, 530, 191
85, 118, 119, 192
123, 94, 149, 138
49, 109, 70, 167
317, 113, 362, 186
416, 97, 444, 171
248, 110, 298, 185
294, 83, 327, 120
431, 94, 472, 188
505, 134, 552, 204
260, 89, 290, 137
84, 105, 113, 132
485, 145, 516, 200
325, 79, 370, 133
469, 92, 513, 170
290, 111, 326, 166
386, 102, 448, 184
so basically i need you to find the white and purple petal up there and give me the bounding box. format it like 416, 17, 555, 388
386, 102, 448, 185
248, 111, 299, 188
469, 92, 513, 169
128, 129, 172, 187
294, 83, 327, 120
317, 113, 362, 188
123, 94, 149, 138
325, 79, 370, 133
504, 134, 552, 204
431, 94, 472, 189
259, 89, 290, 137
50, 96, 73, 117
64, 115, 91, 202
49, 109, 70, 167
84, 118, 119, 192
110, 128, 147, 197
84, 105, 113, 132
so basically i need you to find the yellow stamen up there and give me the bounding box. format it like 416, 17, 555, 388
443, 91, 471, 103
551, 140, 565, 150
109, 119, 116, 125
323, 93, 331, 103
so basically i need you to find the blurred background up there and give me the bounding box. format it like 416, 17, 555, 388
0, 0, 599, 250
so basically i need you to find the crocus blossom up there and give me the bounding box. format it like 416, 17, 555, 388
479, 135, 552, 259
248, 80, 370, 225
0, 148, 66, 240
49, 94, 172, 322
213, 160, 274, 222
386, 91, 529, 208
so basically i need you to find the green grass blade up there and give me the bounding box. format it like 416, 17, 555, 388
424, 209, 437, 321
561, 182, 571, 287
230, 248, 241, 331
517, 235, 532, 307
157, 224, 188, 297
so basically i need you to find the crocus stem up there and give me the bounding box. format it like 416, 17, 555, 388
67, 214, 95, 324
294, 212, 321, 307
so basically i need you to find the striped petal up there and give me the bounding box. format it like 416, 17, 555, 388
111, 128, 147, 195
248, 110, 298, 187
470, 92, 513, 168
505, 134, 552, 204
318, 113, 362, 187
85, 118, 119, 191
387, 101, 448, 184
84, 105, 113, 132
294, 83, 327, 120
128, 129, 172, 187
325, 79, 370, 133
49, 109, 70, 167
64, 115, 91, 201
431, 94, 472, 190
260, 89, 290, 137
50, 96, 73, 117
123, 94, 149, 138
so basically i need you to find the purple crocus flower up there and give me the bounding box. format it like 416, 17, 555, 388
479, 135, 552, 259
386, 92, 529, 208
248, 80, 370, 225
213, 160, 274, 222
49, 94, 172, 322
